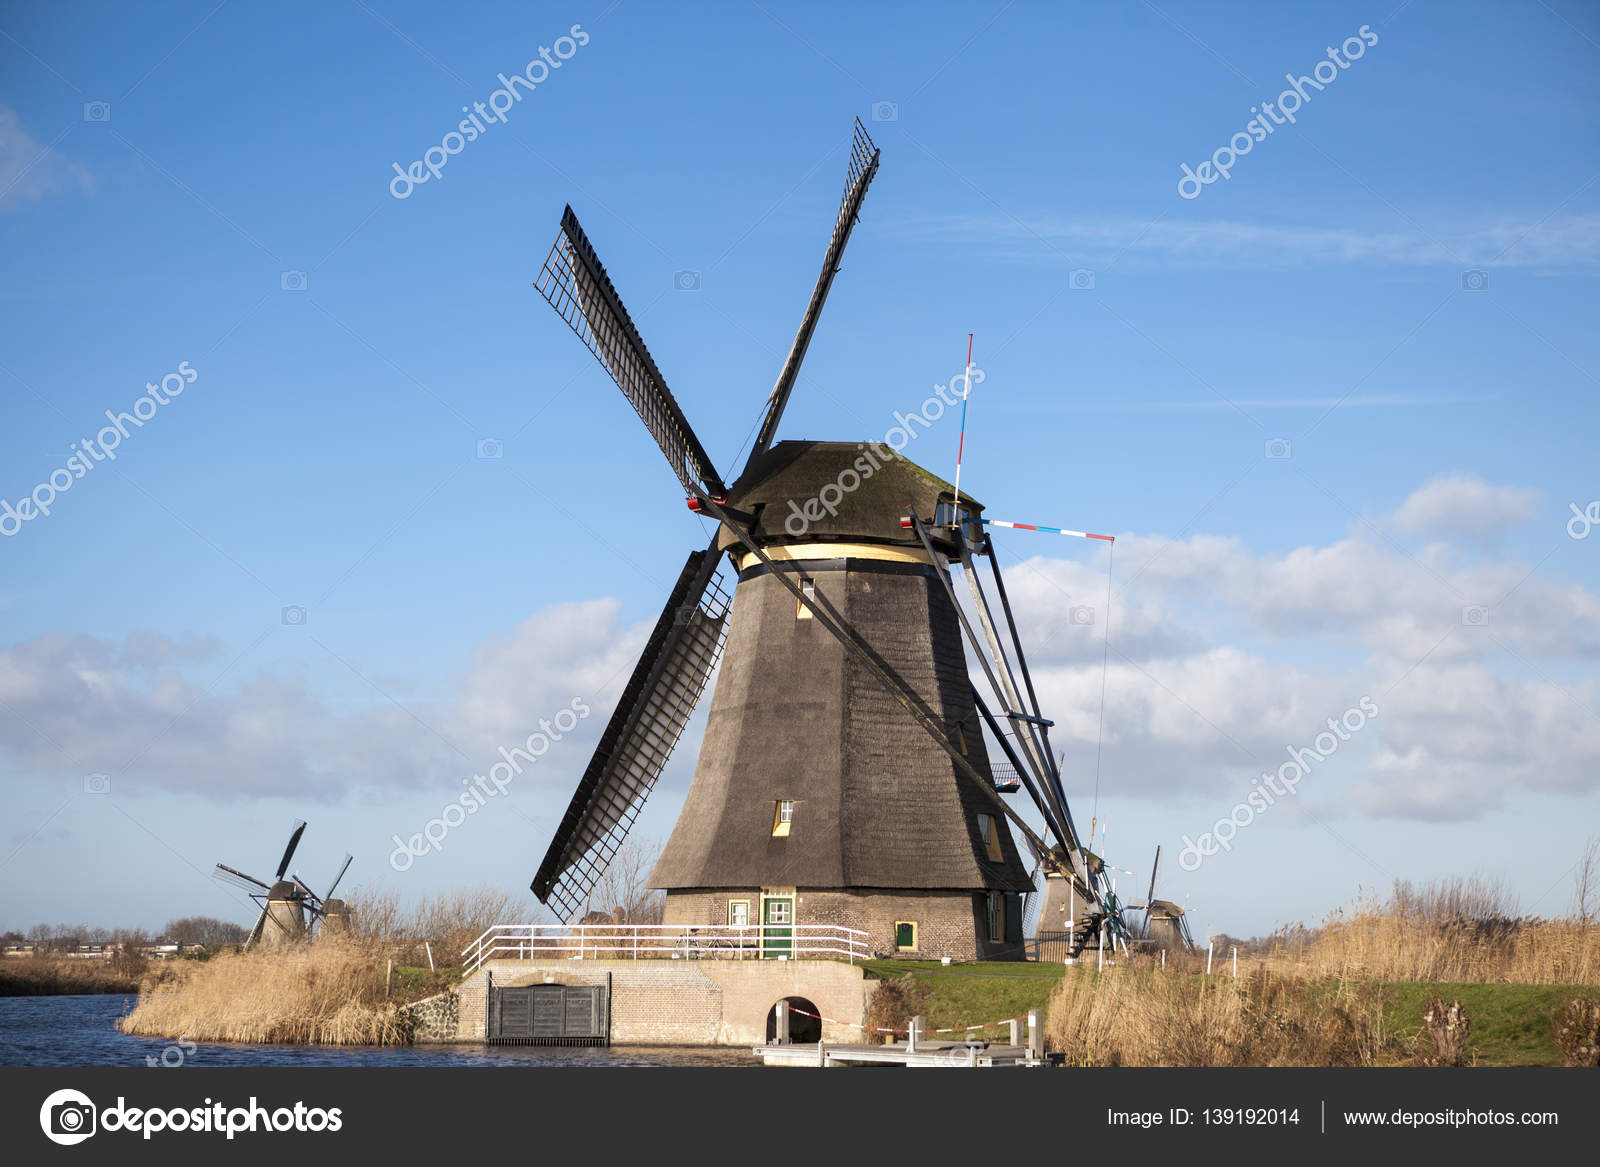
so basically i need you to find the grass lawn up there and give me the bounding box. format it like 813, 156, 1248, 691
862, 959, 1065, 1033
862, 960, 1589, 1064
1381, 982, 1589, 1067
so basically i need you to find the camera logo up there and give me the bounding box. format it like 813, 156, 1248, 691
1068, 605, 1095, 627
871, 101, 899, 122
281, 605, 307, 626
280, 270, 307, 292
1264, 437, 1292, 460
476, 437, 504, 460
673, 269, 701, 291
83, 772, 111, 795
83, 102, 111, 123
1461, 605, 1490, 627
40, 1088, 97, 1145
1461, 269, 1489, 292
1069, 268, 1095, 291
869, 773, 899, 794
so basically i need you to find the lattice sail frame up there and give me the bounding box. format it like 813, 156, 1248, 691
532, 550, 733, 922
749, 118, 881, 461
535, 207, 725, 500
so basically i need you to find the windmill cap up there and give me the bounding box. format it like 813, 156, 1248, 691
720, 440, 983, 547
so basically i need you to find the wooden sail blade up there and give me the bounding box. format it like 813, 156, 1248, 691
531, 545, 731, 921
535, 206, 726, 500
745, 119, 881, 466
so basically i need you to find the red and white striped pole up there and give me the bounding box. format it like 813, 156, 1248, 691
952, 332, 973, 511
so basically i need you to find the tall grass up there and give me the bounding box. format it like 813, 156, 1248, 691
0, 956, 180, 997
1044, 965, 1389, 1066
121, 939, 409, 1046
1044, 880, 1599, 1066
119, 884, 520, 1045
1260, 881, 1599, 985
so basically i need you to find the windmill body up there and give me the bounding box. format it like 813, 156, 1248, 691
259, 881, 308, 948
531, 120, 1122, 961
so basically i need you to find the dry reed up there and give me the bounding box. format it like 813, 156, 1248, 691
1044, 964, 1388, 1066
120, 938, 409, 1046
1259, 882, 1599, 985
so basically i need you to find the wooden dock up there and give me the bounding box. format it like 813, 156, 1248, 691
752, 1039, 1043, 1068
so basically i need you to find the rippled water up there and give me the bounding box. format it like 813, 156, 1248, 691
0, 995, 758, 1067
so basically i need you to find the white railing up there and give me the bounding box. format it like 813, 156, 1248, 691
461, 923, 870, 975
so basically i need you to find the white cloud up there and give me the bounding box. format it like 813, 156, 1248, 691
901, 211, 1600, 271
979, 485, 1600, 821
0, 604, 648, 801
1388, 474, 1541, 538
1352, 662, 1600, 820
0, 108, 92, 211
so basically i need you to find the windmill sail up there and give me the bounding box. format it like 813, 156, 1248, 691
531, 545, 731, 921
274, 820, 306, 880
748, 118, 881, 463
535, 206, 726, 500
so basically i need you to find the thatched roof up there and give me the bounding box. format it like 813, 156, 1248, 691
719, 439, 983, 547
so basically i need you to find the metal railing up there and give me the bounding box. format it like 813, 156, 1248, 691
461, 923, 870, 975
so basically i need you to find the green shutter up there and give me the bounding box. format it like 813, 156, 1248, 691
895, 922, 914, 949
1005, 894, 1023, 944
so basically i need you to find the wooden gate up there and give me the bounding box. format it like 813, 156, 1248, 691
488, 977, 610, 1045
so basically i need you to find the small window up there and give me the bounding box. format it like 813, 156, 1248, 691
977, 813, 1004, 862
772, 800, 796, 836
797, 577, 815, 620
727, 900, 750, 927
953, 724, 968, 755
987, 892, 1003, 942
894, 921, 917, 951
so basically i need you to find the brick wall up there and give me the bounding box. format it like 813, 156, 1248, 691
452, 958, 874, 1045
664, 887, 1019, 961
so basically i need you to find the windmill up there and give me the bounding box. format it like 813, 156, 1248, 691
213, 822, 354, 947
527, 117, 1121, 960
1125, 844, 1194, 951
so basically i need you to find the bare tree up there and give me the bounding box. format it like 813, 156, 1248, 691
584, 838, 665, 924
163, 916, 248, 947
1573, 835, 1600, 926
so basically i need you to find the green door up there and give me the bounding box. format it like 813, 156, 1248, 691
761, 897, 793, 958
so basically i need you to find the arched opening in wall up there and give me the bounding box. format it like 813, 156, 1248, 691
765, 997, 822, 1044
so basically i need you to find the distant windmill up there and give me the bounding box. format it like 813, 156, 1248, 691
214, 822, 353, 947
1124, 844, 1194, 951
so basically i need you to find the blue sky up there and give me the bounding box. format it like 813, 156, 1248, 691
2, 0, 1597, 942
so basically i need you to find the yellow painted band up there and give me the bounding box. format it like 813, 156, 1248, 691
736, 542, 933, 571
